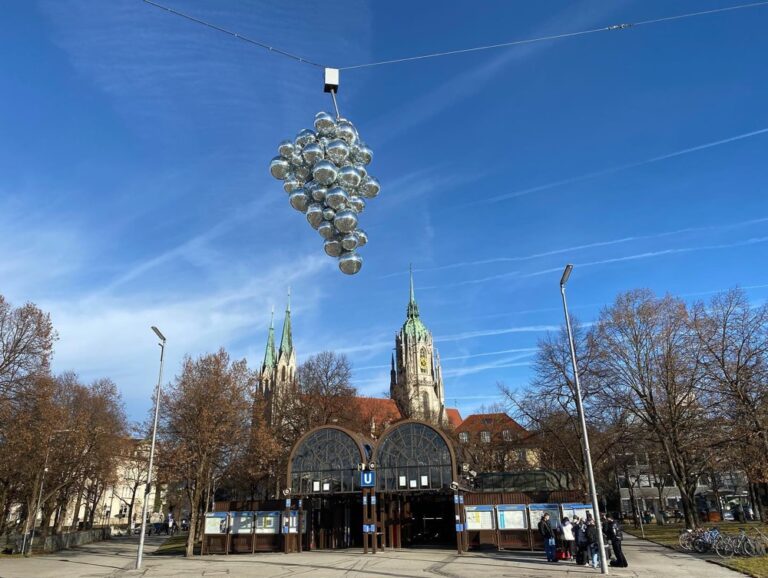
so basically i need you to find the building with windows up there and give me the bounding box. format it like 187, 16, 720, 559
456, 413, 540, 472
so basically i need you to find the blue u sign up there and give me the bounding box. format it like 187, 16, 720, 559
360, 471, 376, 487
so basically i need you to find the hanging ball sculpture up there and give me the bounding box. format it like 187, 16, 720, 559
269, 112, 379, 275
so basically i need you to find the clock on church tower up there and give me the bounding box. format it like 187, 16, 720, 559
389, 269, 446, 424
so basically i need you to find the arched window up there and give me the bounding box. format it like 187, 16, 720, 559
281, 366, 286, 381
289, 427, 364, 494
422, 392, 431, 420
374, 422, 454, 491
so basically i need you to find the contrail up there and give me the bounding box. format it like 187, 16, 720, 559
431, 236, 768, 289
388, 216, 768, 280
478, 127, 768, 205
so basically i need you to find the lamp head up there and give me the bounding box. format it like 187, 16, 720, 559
151, 326, 166, 342
560, 264, 574, 287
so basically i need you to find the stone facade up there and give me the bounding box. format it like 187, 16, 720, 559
390, 270, 446, 424
258, 294, 296, 424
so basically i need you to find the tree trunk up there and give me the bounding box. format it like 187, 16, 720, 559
185, 483, 200, 558
69, 482, 84, 532
679, 486, 698, 529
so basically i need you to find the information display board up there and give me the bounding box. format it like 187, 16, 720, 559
560, 503, 593, 522
528, 504, 561, 529
496, 504, 528, 530
204, 512, 229, 535
465, 505, 495, 531
255, 511, 281, 534
230, 511, 255, 534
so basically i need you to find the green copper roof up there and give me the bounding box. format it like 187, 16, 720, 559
402, 267, 430, 339
279, 289, 293, 357
263, 308, 276, 370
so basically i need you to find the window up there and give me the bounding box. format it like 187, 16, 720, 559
458, 432, 469, 443
502, 429, 512, 442
480, 431, 491, 443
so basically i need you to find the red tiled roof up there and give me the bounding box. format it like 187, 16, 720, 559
353, 397, 402, 425
445, 408, 463, 428
456, 412, 528, 434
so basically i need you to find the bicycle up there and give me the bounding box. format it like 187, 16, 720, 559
693, 527, 721, 553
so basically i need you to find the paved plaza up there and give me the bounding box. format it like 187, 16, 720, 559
0, 534, 745, 578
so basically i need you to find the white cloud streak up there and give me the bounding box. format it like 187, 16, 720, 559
389, 216, 768, 279
475, 127, 768, 205
429, 236, 768, 289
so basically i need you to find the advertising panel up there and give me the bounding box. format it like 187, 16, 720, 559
496, 504, 528, 530
465, 505, 495, 530
204, 512, 229, 535
230, 511, 255, 534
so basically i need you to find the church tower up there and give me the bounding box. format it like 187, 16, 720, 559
390, 268, 446, 424
259, 291, 296, 423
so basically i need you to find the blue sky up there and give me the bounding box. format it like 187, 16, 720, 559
2, 0, 767, 424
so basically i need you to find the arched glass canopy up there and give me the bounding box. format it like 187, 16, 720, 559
374, 421, 454, 492
289, 427, 363, 494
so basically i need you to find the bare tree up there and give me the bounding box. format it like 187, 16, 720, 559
0, 296, 56, 401
158, 349, 253, 557
594, 289, 712, 529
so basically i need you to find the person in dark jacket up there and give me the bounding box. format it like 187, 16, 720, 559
573, 516, 588, 565
538, 513, 557, 562
586, 518, 600, 569
604, 516, 628, 568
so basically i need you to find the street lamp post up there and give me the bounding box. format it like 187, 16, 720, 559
560, 264, 608, 574
135, 326, 166, 570
23, 429, 72, 556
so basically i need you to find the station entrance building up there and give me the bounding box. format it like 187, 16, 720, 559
288, 420, 462, 551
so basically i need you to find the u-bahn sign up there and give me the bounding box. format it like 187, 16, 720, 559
360, 471, 376, 487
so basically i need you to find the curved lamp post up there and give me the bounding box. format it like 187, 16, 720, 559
135, 326, 166, 569
560, 265, 608, 574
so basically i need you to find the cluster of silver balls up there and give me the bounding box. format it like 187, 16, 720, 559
269, 112, 380, 275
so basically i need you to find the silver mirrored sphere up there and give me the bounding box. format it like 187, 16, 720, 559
278, 140, 295, 158
314, 112, 336, 136
357, 165, 368, 180
294, 165, 311, 180
357, 145, 373, 165
306, 203, 324, 229
290, 152, 305, 169
311, 186, 327, 202
335, 120, 358, 145
270, 156, 291, 180
334, 209, 358, 233
359, 176, 380, 198
355, 229, 368, 248
348, 195, 365, 213
338, 251, 363, 275
312, 160, 338, 185
325, 186, 349, 210
325, 139, 350, 165
295, 128, 316, 147
317, 221, 336, 240
324, 238, 343, 257
337, 166, 362, 188
289, 190, 310, 213
283, 178, 302, 193
302, 142, 324, 165
322, 207, 336, 221
341, 233, 358, 251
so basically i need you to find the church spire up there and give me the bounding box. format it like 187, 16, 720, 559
279, 288, 293, 357
262, 307, 276, 370
407, 264, 420, 318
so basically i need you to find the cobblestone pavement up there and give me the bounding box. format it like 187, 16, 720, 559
0, 534, 745, 577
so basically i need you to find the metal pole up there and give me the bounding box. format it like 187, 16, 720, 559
136, 330, 166, 569
560, 266, 608, 574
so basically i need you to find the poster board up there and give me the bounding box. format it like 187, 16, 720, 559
528, 504, 561, 529
561, 503, 593, 522
255, 511, 281, 534
465, 505, 495, 531
497, 504, 528, 530
204, 512, 229, 535
230, 512, 255, 534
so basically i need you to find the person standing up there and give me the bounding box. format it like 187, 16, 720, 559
538, 513, 557, 563
561, 517, 575, 560
586, 518, 600, 569
604, 516, 628, 568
